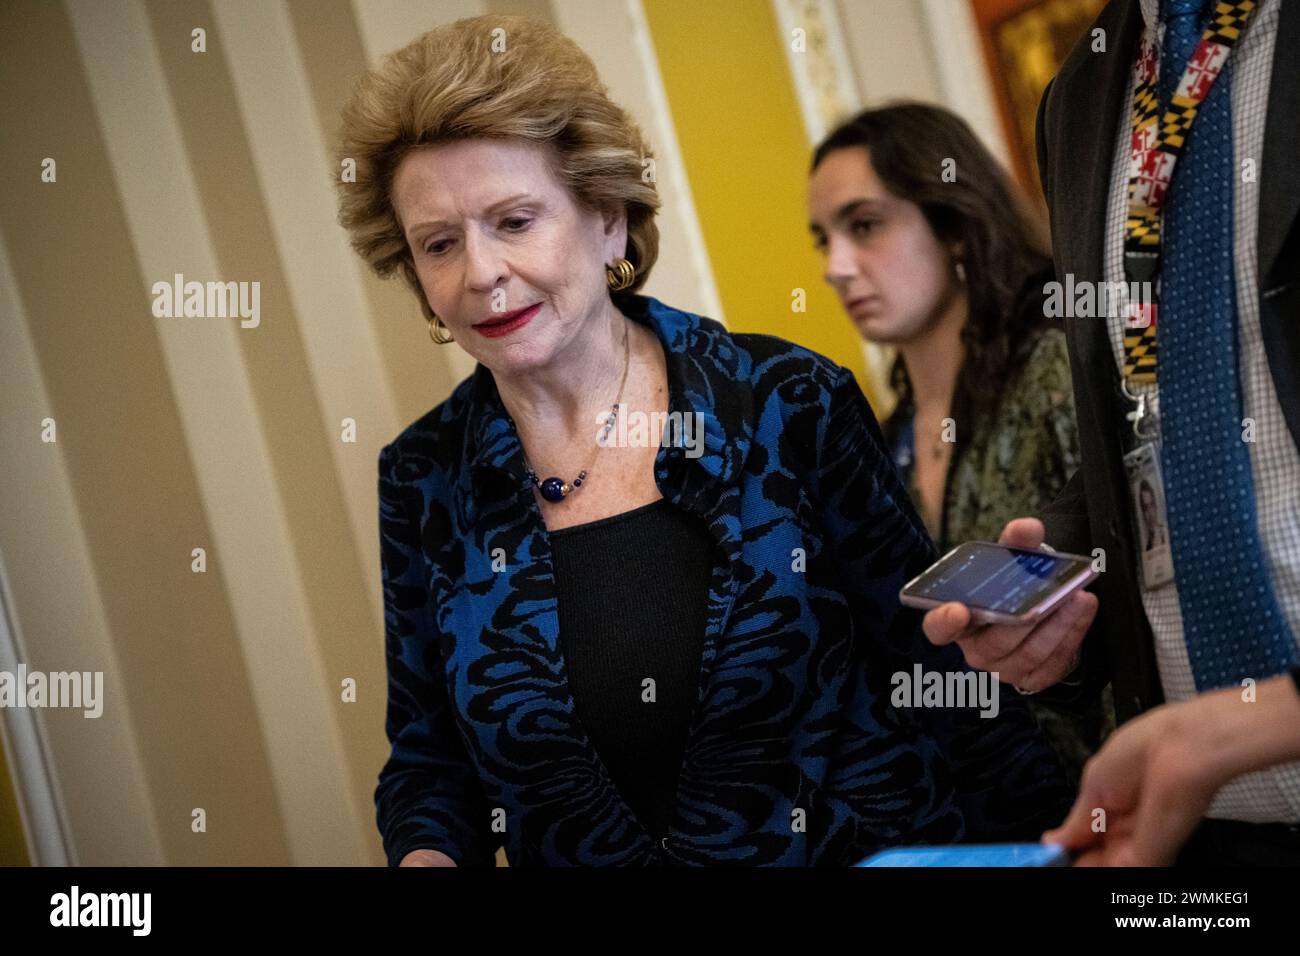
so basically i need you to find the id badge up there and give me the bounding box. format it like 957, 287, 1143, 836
1122, 441, 1174, 590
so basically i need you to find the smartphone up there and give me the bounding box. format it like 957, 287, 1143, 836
855, 843, 1071, 867
899, 541, 1097, 626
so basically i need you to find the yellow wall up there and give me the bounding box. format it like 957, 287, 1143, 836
642, 0, 879, 405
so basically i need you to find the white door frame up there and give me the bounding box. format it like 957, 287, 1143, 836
0, 546, 75, 866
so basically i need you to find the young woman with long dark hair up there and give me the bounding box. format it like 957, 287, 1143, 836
808, 102, 1111, 784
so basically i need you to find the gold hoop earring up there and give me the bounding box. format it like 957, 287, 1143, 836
427, 314, 454, 344
606, 257, 636, 292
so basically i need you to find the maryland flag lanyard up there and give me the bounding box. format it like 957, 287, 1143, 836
1121, 0, 1258, 383
1118, 1, 1258, 592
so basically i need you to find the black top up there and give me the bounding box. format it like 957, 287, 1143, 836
549, 497, 715, 839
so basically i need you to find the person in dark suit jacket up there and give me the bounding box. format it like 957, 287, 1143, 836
925, 0, 1300, 864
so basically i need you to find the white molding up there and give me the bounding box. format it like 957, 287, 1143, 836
0, 551, 75, 866
772, 0, 864, 144
773, 0, 894, 397
919, 0, 1012, 165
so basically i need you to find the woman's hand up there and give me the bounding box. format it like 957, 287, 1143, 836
399, 849, 458, 867
1044, 674, 1300, 865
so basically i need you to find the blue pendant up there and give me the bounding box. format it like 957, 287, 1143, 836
539, 477, 567, 502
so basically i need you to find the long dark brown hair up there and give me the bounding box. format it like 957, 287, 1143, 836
810, 101, 1055, 433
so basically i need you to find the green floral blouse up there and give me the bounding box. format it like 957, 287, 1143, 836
884, 327, 1115, 786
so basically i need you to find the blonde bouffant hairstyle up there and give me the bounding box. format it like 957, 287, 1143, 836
334, 14, 661, 322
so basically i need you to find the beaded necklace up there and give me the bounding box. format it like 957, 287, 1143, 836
520, 318, 631, 503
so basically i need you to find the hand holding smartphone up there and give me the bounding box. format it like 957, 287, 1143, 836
917, 521, 1100, 693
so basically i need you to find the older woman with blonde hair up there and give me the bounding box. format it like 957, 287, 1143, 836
337, 13, 1070, 867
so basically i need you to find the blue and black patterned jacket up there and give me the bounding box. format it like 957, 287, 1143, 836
376, 293, 1071, 866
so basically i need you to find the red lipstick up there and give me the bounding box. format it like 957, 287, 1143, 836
473, 302, 542, 338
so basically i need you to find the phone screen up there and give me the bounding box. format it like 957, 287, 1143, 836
903, 543, 1092, 617
855, 843, 1070, 867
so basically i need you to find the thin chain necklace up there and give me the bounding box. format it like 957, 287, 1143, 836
519, 318, 631, 503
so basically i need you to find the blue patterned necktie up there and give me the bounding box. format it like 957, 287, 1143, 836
1156, 0, 1300, 690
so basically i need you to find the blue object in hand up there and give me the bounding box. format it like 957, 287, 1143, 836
855, 843, 1071, 867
